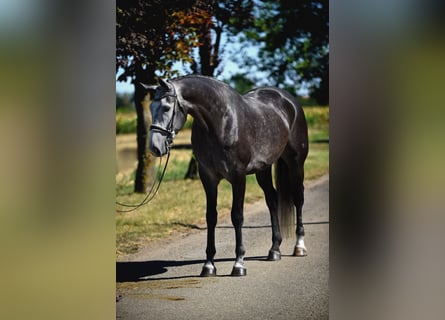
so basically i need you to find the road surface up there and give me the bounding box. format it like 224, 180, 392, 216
117, 175, 329, 319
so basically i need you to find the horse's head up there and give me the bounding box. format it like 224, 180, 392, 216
142, 79, 186, 157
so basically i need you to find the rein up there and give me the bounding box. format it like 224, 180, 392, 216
116, 151, 171, 212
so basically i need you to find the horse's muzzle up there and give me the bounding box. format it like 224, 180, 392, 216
149, 132, 170, 157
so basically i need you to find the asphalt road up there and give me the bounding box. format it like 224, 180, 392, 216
117, 175, 329, 320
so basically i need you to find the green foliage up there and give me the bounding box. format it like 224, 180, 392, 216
297, 95, 319, 106
180, 1, 254, 76
244, 0, 329, 104
116, 112, 137, 134
116, 0, 204, 83
303, 106, 329, 128
304, 106, 329, 144
116, 1, 254, 82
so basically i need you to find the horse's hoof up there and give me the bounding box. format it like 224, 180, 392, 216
293, 246, 307, 257
267, 250, 281, 261
200, 263, 217, 277
200, 268, 217, 277
231, 266, 247, 276
231, 262, 247, 276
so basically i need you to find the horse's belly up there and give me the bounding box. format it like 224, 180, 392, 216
192, 127, 283, 177
246, 160, 270, 174
246, 140, 286, 171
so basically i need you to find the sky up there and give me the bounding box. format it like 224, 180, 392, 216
116, 35, 265, 94
116, 59, 243, 94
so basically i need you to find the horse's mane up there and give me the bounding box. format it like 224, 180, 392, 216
172, 74, 237, 94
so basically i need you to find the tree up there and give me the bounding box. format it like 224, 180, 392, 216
182, 0, 254, 179
116, 0, 210, 192
245, 0, 329, 104
187, 0, 254, 77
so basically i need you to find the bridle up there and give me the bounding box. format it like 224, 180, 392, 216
116, 82, 181, 213
149, 83, 179, 147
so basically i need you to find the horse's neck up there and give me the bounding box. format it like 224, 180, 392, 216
177, 79, 230, 133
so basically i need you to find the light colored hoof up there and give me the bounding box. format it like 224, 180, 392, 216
294, 236, 307, 256
293, 246, 307, 257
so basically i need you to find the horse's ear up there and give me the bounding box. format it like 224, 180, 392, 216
140, 82, 158, 92
158, 78, 170, 89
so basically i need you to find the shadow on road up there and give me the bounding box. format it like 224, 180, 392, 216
116, 259, 203, 282
117, 256, 268, 282
215, 220, 329, 229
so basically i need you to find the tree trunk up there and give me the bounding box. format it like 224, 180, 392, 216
184, 22, 222, 180
134, 65, 157, 193
184, 154, 199, 179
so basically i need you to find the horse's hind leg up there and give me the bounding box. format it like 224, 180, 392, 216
291, 163, 307, 256
256, 168, 282, 261
199, 167, 219, 277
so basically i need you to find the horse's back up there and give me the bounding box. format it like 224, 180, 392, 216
244, 87, 308, 162
244, 87, 306, 132
244, 87, 303, 120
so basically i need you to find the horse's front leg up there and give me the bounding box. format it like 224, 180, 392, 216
199, 168, 219, 277
231, 174, 247, 276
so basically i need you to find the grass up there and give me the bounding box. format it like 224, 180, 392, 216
116, 112, 137, 134
116, 106, 329, 257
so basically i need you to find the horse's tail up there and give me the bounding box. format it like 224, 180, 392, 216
275, 158, 295, 239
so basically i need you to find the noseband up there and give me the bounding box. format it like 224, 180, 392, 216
150, 84, 179, 145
